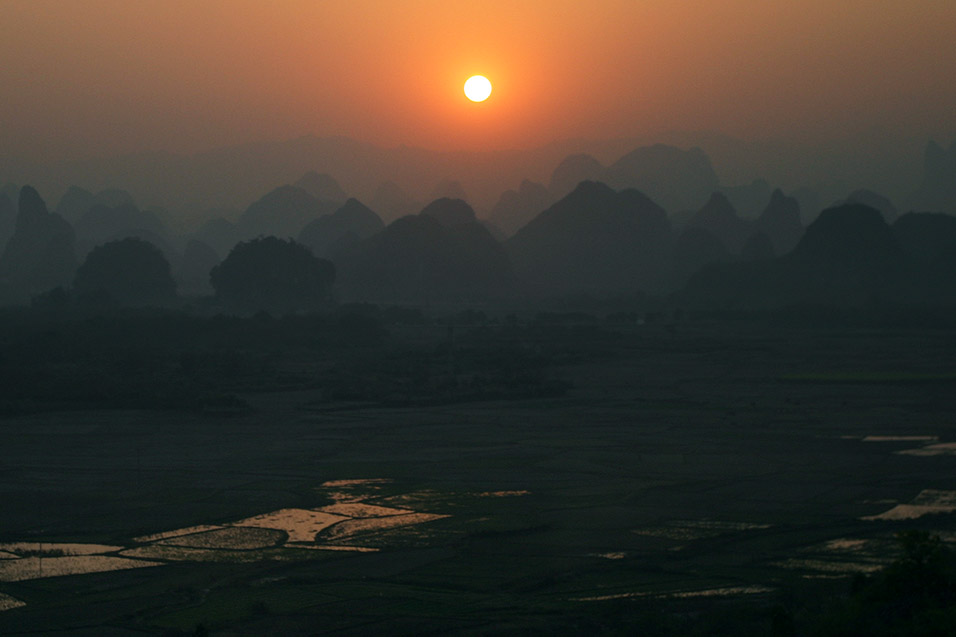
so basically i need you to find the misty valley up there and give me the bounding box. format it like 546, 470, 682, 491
1, 138, 956, 635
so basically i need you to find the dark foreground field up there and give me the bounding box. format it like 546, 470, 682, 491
1, 317, 955, 635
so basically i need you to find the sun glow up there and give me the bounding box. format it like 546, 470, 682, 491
464, 75, 492, 102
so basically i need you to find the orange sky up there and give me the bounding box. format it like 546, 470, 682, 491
2, 0, 955, 162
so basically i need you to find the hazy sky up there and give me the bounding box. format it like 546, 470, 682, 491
2, 0, 955, 163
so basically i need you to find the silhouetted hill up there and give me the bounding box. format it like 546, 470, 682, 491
756, 189, 803, 255
488, 179, 552, 237
606, 144, 720, 213
740, 231, 775, 261
419, 198, 475, 228
193, 217, 241, 259
73, 202, 170, 258
294, 171, 347, 203
795, 204, 899, 266
298, 198, 384, 259
95, 188, 135, 209
370, 181, 420, 222
682, 203, 907, 308
428, 179, 468, 203
0, 186, 76, 303
55, 185, 97, 222
791, 186, 823, 223
843, 188, 898, 223
508, 181, 671, 297
720, 178, 773, 219
340, 202, 512, 302
548, 154, 605, 199
892, 212, 956, 303
55, 186, 137, 224
74, 237, 176, 306
237, 185, 335, 240
914, 139, 956, 212
671, 226, 731, 288
211, 236, 334, 313
687, 192, 752, 253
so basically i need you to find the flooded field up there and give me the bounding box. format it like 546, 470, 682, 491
1, 323, 955, 633
861, 489, 956, 520
0, 480, 453, 588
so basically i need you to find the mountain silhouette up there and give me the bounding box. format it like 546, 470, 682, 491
670, 226, 731, 288
370, 181, 420, 222
682, 203, 905, 308
720, 178, 773, 219
756, 189, 803, 255
55, 186, 137, 224
605, 144, 720, 213
487, 179, 552, 237
298, 198, 384, 259
740, 231, 776, 261
548, 154, 605, 199
237, 185, 335, 241
193, 217, 241, 259
73, 237, 176, 306
843, 189, 898, 223
687, 192, 752, 253
508, 181, 671, 297
339, 200, 512, 302
211, 236, 335, 312
428, 179, 469, 203
55, 186, 97, 223
73, 202, 171, 258
0, 186, 77, 302
419, 197, 475, 228
547, 144, 720, 213
891, 212, 956, 303
293, 171, 347, 203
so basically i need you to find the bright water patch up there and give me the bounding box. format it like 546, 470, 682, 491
862, 489, 956, 520
0, 478, 454, 581
0, 555, 160, 582
0, 592, 25, 612
898, 442, 956, 456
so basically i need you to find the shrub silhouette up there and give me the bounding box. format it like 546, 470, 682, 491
814, 530, 956, 635
73, 237, 175, 305
210, 236, 334, 312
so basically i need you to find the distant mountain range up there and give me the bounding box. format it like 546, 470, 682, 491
2, 131, 951, 231
1, 132, 954, 308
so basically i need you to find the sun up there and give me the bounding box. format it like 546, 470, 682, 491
464, 75, 492, 102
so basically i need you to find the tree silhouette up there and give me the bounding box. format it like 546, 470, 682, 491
210, 236, 334, 312
73, 237, 176, 305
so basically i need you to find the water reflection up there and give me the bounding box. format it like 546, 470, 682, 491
0, 555, 160, 582
862, 489, 956, 520
0, 592, 26, 612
